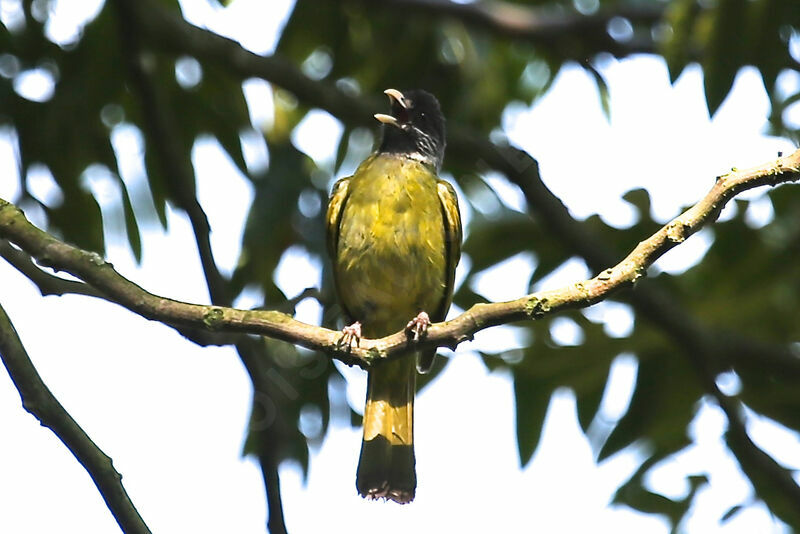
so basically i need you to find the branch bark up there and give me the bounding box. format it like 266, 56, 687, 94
0, 302, 151, 534
0, 239, 105, 298
2, 149, 798, 369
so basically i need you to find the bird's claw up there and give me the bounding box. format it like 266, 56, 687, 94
405, 311, 431, 342
338, 321, 362, 350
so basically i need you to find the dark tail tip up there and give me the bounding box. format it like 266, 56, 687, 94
356, 435, 416, 504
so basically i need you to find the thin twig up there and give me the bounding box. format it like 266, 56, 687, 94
0, 302, 151, 534
0, 239, 105, 298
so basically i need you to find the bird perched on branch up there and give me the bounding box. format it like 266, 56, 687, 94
326, 88, 461, 503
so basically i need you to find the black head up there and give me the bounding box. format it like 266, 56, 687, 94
375, 88, 446, 171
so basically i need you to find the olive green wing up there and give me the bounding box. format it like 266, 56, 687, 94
437, 179, 463, 304
325, 176, 351, 260
418, 179, 462, 373
326, 176, 354, 322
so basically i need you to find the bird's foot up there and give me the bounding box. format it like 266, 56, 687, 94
405, 311, 431, 341
338, 321, 362, 350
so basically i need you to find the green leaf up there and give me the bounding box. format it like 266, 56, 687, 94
232, 139, 319, 296
720, 504, 744, 523
747, 0, 795, 92
143, 150, 169, 229
701, 0, 747, 115
333, 125, 352, 175
660, 0, 697, 83
452, 286, 488, 313
725, 422, 800, 527
584, 62, 611, 121
616, 488, 686, 526
575, 362, 607, 433
119, 177, 142, 263
600, 345, 699, 461
47, 190, 105, 253
621, 188, 652, 220
513, 369, 552, 466
462, 206, 542, 273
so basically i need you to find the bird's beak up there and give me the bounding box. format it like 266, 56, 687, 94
373, 113, 399, 127
383, 88, 408, 109
374, 88, 408, 128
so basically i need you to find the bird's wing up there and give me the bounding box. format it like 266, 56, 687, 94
436, 179, 462, 319
417, 179, 462, 374
325, 176, 351, 260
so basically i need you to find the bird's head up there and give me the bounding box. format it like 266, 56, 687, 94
375, 88, 446, 171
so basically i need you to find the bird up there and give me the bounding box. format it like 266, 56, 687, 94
326, 88, 461, 503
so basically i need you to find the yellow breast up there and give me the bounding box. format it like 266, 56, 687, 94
334, 154, 447, 337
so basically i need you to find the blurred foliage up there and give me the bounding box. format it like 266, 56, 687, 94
2, 0, 800, 530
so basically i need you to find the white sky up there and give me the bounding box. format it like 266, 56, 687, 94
1, 1, 799, 533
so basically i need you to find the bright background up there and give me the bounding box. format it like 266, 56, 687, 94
1, 1, 799, 533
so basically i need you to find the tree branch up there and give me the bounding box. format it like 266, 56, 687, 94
0, 238, 251, 347
124, 0, 371, 126
0, 239, 105, 298
345, 0, 663, 57
2, 149, 798, 369
0, 302, 151, 534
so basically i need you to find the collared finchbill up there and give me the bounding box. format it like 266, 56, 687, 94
327, 88, 459, 503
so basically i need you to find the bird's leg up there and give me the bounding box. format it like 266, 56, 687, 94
405, 311, 431, 341
338, 321, 362, 350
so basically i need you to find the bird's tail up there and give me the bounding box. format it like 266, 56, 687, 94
356, 355, 416, 503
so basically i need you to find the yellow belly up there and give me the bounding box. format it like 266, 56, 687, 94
335, 154, 447, 337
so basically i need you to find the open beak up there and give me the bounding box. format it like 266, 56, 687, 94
374, 88, 408, 128
373, 113, 399, 126
383, 88, 408, 109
